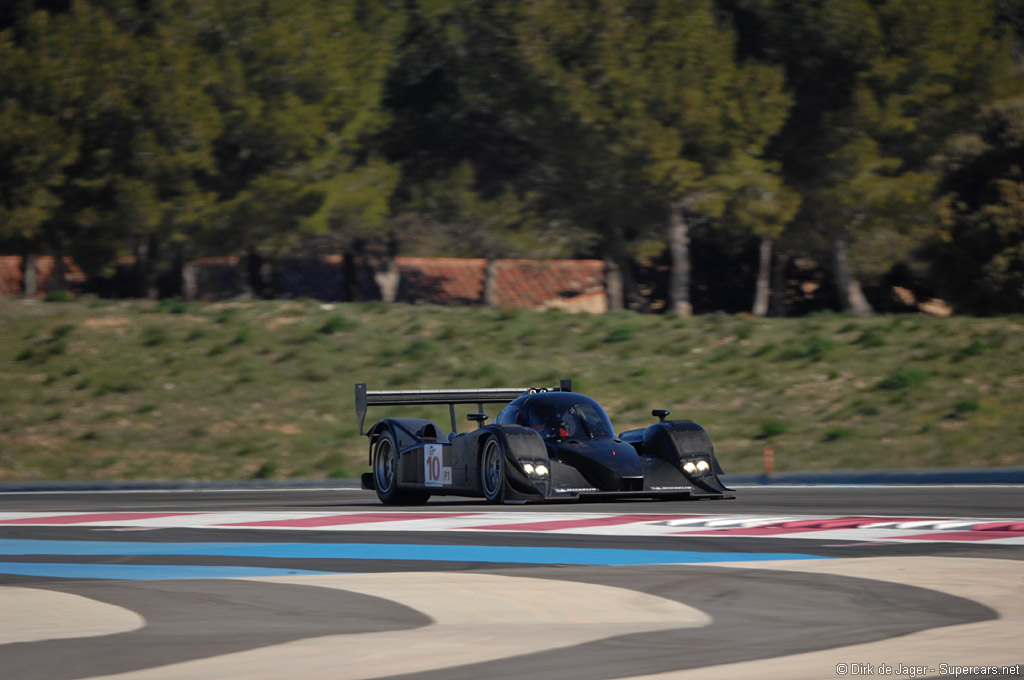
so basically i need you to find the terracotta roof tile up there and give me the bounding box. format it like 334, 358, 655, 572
492, 259, 606, 310
1, 254, 608, 313
397, 257, 487, 304
0, 256, 21, 295
0, 256, 86, 295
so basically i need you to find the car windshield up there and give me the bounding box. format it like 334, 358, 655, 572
507, 394, 615, 440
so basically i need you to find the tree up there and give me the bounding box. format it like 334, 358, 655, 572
0, 7, 85, 294
379, 0, 563, 262
186, 0, 404, 295
0, 2, 224, 297
518, 0, 793, 315
732, 0, 1020, 314
932, 95, 1024, 313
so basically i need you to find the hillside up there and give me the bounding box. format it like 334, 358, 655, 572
1, 297, 1021, 482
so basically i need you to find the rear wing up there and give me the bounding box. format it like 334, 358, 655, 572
356, 379, 573, 436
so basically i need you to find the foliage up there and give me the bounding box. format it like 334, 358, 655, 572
516, 0, 795, 313
730, 0, 1021, 311
0, 1, 1022, 314
932, 95, 1024, 313
877, 368, 931, 390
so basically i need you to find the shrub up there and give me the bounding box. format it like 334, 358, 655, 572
142, 327, 169, 347
603, 325, 638, 343
44, 290, 73, 303
779, 336, 834, 361
954, 399, 981, 414
954, 340, 990, 361
757, 420, 787, 439
158, 299, 189, 314
824, 426, 854, 442
253, 461, 278, 479
854, 329, 885, 348
877, 368, 930, 390
402, 340, 436, 358
318, 314, 356, 334
52, 324, 76, 339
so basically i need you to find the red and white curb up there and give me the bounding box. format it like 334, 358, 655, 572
2, 511, 1024, 544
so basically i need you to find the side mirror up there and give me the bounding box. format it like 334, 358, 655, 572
652, 409, 670, 423
467, 413, 488, 429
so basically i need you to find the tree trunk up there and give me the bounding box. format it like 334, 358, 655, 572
752, 237, 773, 317
604, 259, 623, 312
50, 246, 67, 292
340, 239, 379, 302
22, 253, 38, 297
182, 260, 198, 301
483, 259, 498, 306
831, 235, 873, 316
248, 251, 265, 298
374, 257, 400, 303
134, 239, 160, 299
340, 252, 354, 302
770, 247, 789, 317
237, 250, 260, 299
667, 201, 693, 316
260, 259, 275, 299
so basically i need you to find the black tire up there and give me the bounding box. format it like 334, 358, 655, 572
373, 431, 430, 505
480, 436, 506, 503
373, 431, 400, 504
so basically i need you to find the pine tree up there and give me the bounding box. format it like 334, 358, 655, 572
519, 0, 794, 314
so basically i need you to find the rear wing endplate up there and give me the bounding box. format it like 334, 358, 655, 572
356, 379, 572, 436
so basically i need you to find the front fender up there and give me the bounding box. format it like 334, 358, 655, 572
643, 420, 730, 495
477, 424, 549, 500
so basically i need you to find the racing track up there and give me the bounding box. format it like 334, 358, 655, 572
1, 485, 1022, 680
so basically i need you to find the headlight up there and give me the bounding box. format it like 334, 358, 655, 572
522, 463, 535, 475
683, 461, 697, 473
696, 460, 710, 472
535, 464, 549, 476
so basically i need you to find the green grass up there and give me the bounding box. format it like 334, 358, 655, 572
1, 296, 1022, 481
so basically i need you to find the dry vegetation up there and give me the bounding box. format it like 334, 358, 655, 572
1, 296, 1021, 482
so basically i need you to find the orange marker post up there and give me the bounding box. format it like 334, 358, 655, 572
763, 446, 775, 476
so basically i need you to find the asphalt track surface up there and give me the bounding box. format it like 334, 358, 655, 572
2, 486, 1022, 680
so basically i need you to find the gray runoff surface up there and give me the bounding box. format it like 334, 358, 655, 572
2, 486, 1022, 680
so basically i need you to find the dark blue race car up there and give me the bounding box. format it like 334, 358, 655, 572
356, 380, 731, 504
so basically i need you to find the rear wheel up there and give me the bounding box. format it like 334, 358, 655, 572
480, 436, 505, 503
373, 431, 429, 505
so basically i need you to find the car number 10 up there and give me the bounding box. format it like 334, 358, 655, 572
424, 444, 451, 487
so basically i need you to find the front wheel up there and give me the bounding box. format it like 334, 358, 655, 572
373, 431, 429, 505
480, 436, 506, 503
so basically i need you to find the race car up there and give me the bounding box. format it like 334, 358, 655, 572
356, 379, 731, 504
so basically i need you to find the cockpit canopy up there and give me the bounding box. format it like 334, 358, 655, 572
496, 391, 616, 440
